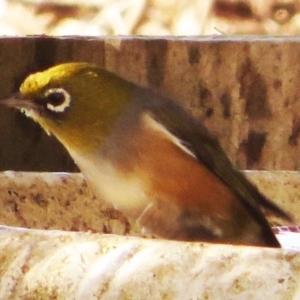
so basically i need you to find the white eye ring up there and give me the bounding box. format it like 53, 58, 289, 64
44, 88, 71, 113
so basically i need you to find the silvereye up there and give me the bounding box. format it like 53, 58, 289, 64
0, 62, 292, 247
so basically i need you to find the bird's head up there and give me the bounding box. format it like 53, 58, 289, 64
0, 62, 134, 155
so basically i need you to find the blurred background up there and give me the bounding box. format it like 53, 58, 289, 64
1, 0, 300, 36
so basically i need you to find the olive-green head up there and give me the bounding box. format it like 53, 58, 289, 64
1, 62, 134, 155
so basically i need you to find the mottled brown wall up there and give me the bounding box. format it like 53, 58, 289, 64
0, 36, 299, 171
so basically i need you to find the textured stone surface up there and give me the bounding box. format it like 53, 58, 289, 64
0, 171, 298, 233
0, 226, 299, 300
246, 170, 300, 223
0, 37, 300, 170
0, 171, 133, 236
0, 171, 299, 299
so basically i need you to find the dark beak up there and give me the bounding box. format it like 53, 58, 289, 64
0, 93, 37, 110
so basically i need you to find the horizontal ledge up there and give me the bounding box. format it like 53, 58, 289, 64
0, 225, 299, 299
0, 171, 299, 298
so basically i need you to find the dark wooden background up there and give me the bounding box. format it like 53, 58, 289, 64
0, 36, 299, 171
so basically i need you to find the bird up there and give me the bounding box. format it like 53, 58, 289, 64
0, 62, 292, 247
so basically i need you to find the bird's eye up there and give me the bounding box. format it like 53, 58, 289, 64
44, 88, 71, 113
